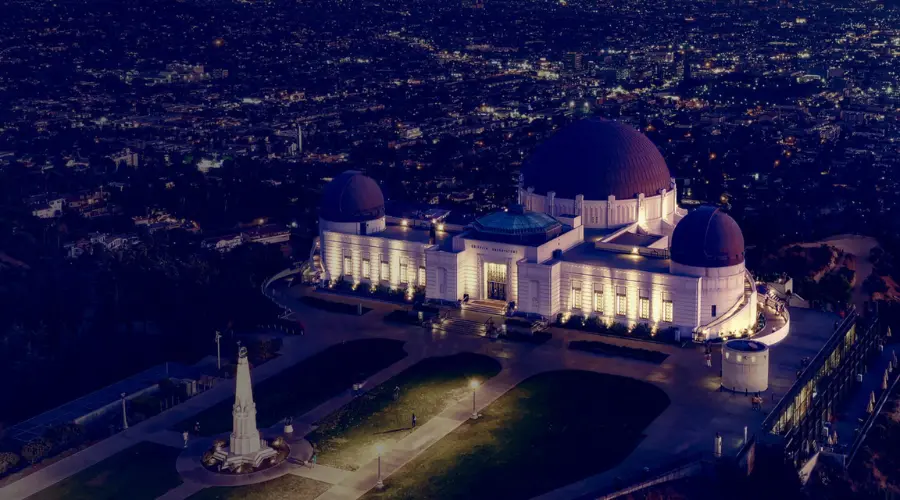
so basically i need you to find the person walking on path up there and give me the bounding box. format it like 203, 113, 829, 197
705, 352, 712, 368
182, 431, 189, 448
194, 422, 200, 435
394, 386, 400, 401
412, 413, 417, 428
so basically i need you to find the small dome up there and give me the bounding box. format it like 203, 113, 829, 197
521, 119, 672, 200
670, 206, 745, 268
472, 205, 562, 243
320, 171, 385, 223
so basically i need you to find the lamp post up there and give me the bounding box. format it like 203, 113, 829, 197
121, 392, 128, 430
469, 379, 480, 420
215, 331, 222, 370
375, 443, 385, 489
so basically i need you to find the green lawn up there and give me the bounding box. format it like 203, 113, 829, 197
27, 442, 182, 500
308, 353, 502, 470
362, 370, 671, 500
187, 475, 330, 500
179, 338, 407, 435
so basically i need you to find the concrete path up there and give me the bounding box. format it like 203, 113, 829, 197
288, 464, 352, 485
145, 429, 189, 449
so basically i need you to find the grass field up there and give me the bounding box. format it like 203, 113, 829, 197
178, 338, 407, 435
187, 474, 330, 500
362, 370, 670, 500
308, 353, 502, 470
27, 441, 182, 500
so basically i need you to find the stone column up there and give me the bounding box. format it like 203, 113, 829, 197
547, 191, 556, 217
575, 194, 584, 220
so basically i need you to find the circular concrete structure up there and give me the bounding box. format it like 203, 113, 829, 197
721, 339, 769, 393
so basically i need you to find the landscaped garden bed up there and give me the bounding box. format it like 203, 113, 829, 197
176, 338, 408, 435
361, 370, 670, 500
307, 353, 502, 471
569, 340, 669, 364
325, 280, 426, 305
556, 314, 682, 344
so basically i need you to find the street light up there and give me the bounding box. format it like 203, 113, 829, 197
121, 392, 128, 429
470, 379, 480, 420
215, 331, 222, 370
375, 443, 385, 489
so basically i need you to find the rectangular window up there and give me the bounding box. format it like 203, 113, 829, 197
400, 260, 409, 284
594, 290, 604, 313
343, 255, 353, 277
639, 297, 650, 320
381, 261, 389, 281
418, 266, 426, 286
711, 305, 717, 317
572, 281, 582, 309
362, 259, 371, 279
663, 300, 674, 322
616, 293, 627, 316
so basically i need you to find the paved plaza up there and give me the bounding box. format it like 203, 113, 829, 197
1, 271, 842, 500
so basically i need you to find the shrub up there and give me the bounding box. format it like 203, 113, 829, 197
21, 438, 52, 465
213, 438, 227, 449
608, 322, 629, 336
44, 423, 86, 450
584, 316, 607, 333
202, 450, 216, 466
659, 326, 681, 341
565, 314, 585, 329
631, 323, 653, 338
555, 313, 564, 326
0, 451, 20, 475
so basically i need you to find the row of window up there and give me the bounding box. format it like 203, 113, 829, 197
571, 284, 674, 323
344, 255, 425, 285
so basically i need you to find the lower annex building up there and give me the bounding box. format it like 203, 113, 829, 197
313, 119, 757, 340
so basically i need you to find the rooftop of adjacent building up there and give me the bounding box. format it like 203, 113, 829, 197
558, 240, 673, 274
378, 222, 458, 251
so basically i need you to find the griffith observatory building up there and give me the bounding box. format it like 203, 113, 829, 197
314, 119, 757, 340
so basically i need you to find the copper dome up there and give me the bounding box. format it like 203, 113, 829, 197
670, 206, 745, 268
320, 171, 385, 223
521, 119, 672, 200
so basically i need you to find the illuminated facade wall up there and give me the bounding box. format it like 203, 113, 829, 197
520, 186, 678, 231
559, 262, 700, 330
321, 230, 427, 289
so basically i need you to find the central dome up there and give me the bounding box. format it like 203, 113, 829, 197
521, 119, 672, 200
670, 206, 745, 268
320, 171, 385, 223
472, 205, 562, 243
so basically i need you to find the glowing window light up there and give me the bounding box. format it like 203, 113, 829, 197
343, 255, 353, 277
616, 293, 627, 316
663, 300, 674, 322
639, 297, 650, 320
362, 259, 371, 279
594, 291, 604, 313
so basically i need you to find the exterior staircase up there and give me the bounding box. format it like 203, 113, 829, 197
431, 317, 488, 338
462, 299, 507, 316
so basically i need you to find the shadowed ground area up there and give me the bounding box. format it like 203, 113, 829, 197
362, 370, 670, 500
308, 352, 503, 470
187, 474, 330, 500
178, 338, 408, 435
26, 441, 182, 500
